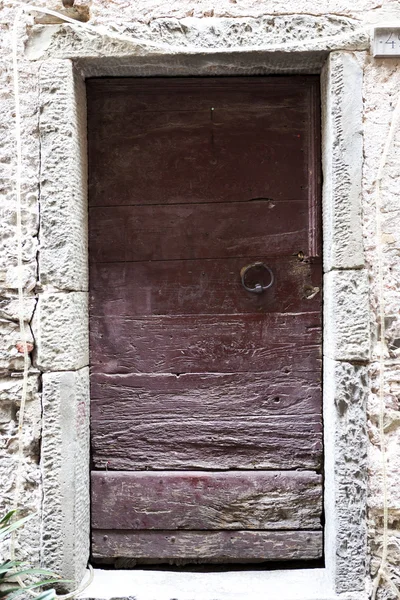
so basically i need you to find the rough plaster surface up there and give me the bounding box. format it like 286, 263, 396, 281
0, 1, 400, 599
41, 368, 90, 586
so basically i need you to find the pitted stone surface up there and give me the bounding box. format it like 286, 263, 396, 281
33, 292, 89, 371
39, 60, 88, 292
0, 294, 37, 323
0, 18, 42, 570
324, 269, 370, 362
367, 361, 400, 549
321, 51, 364, 271
25, 14, 369, 61
41, 368, 90, 586
0, 373, 42, 566
324, 359, 368, 593
0, 374, 39, 405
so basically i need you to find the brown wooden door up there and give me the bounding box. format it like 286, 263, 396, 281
88, 77, 323, 565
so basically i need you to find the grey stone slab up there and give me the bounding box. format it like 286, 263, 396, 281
321, 52, 364, 271
33, 292, 88, 371
324, 269, 370, 361
39, 60, 88, 291
25, 15, 369, 63
41, 368, 90, 588
324, 358, 368, 594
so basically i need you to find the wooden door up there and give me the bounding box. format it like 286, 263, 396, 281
88, 77, 323, 565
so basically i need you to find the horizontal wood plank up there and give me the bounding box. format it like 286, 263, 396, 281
90, 312, 321, 374
91, 471, 322, 530
91, 413, 322, 470
89, 200, 310, 263
90, 371, 321, 419
87, 77, 316, 207
87, 77, 317, 111
89, 257, 321, 317
91, 529, 323, 562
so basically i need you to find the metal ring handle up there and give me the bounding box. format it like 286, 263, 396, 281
240, 262, 274, 294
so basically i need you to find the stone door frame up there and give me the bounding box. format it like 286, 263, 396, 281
32, 19, 370, 599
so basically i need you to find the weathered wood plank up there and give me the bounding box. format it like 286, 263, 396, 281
91, 370, 322, 469
90, 312, 321, 374
87, 77, 317, 207
89, 257, 321, 317
87, 76, 317, 112
88, 114, 308, 207
91, 413, 322, 470
91, 530, 323, 562
90, 372, 321, 419
91, 471, 322, 530
89, 200, 310, 263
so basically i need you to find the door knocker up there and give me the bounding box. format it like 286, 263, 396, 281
240, 262, 274, 294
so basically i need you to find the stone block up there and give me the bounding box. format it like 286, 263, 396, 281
0, 294, 37, 323
0, 319, 33, 373
39, 60, 88, 291
321, 52, 364, 271
1, 262, 37, 295
41, 368, 90, 587
33, 292, 88, 371
0, 373, 39, 405
324, 358, 368, 593
324, 269, 370, 361
26, 14, 368, 62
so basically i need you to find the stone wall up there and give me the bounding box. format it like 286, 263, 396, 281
1, 1, 400, 599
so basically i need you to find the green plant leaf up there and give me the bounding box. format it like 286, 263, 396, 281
0, 587, 20, 598
0, 563, 24, 580
0, 516, 34, 540
3, 568, 59, 581
0, 578, 64, 599
0, 512, 63, 600
0, 512, 17, 527
0, 563, 23, 572
35, 590, 56, 600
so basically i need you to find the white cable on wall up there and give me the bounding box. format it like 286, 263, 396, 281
11, 0, 30, 553
9, 2, 400, 599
